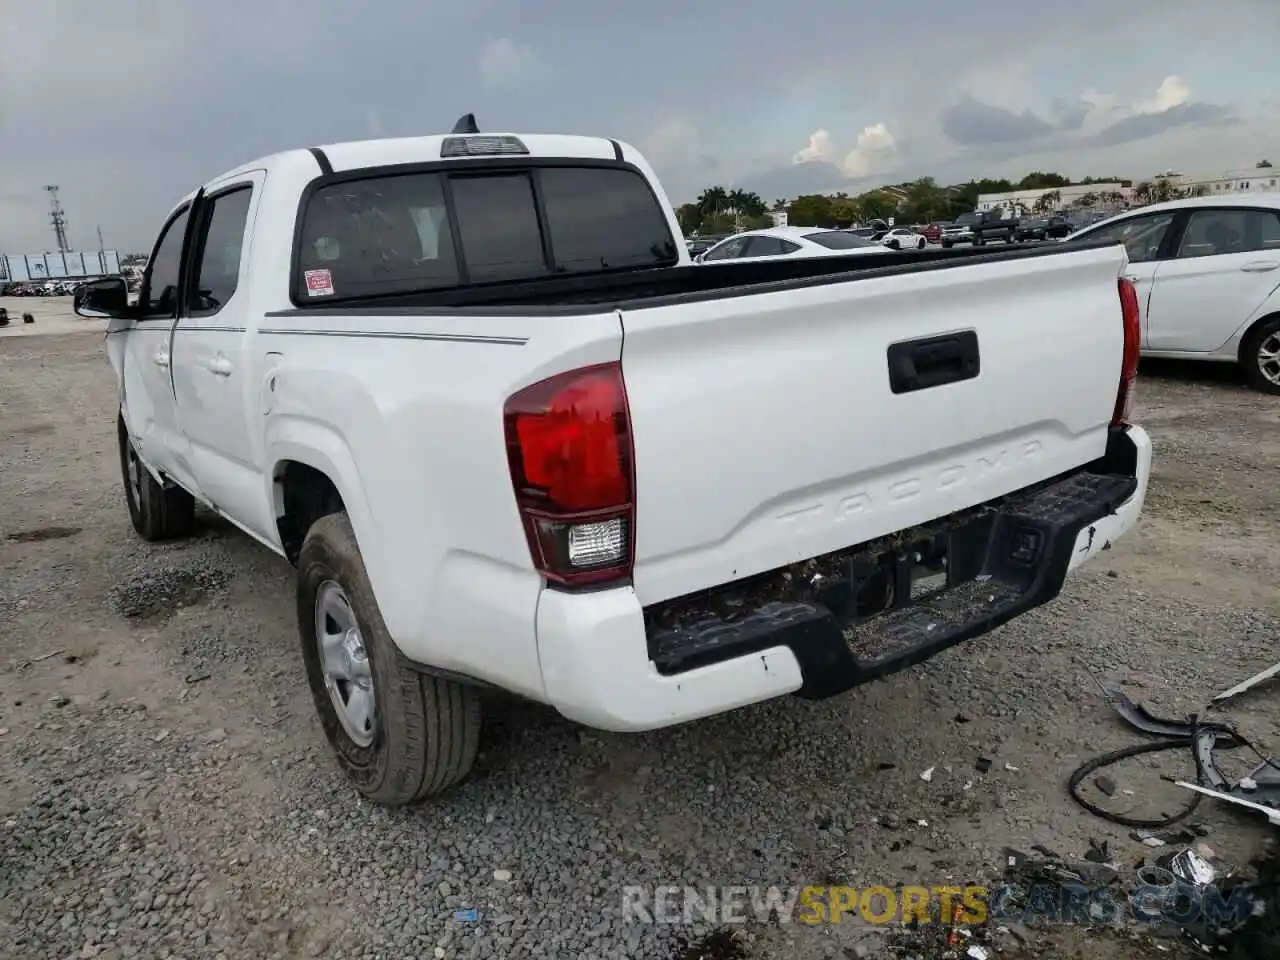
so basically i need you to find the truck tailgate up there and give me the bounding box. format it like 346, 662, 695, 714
619, 244, 1128, 606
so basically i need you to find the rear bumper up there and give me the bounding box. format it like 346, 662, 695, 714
536, 425, 1151, 732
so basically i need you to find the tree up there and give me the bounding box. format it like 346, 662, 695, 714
676, 203, 703, 235
1258, 160, 1273, 168
697, 214, 736, 235
899, 178, 947, 223
1033, 189, 1061, 214
696, 186, 729, 219
787, 194, 835, 227
828, 196, 859, 227
1018, 172, 1071, 190
726, 189, 767, 218
856, 190, 899, 223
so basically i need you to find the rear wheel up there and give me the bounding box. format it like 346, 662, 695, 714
297, 512, 482, 806
916, 238, 926, 249
117, 413, 194, 541
1243, 317, 1280, 395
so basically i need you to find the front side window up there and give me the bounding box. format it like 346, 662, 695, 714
142, 207, 190, 318
701, 236, 749, 261
294, 165, 677, 301
1075, 213, 1174, 263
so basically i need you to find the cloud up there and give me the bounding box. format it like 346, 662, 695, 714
793, 130, 837, 165
792, 124, 900, 178
1085, 101, 1235, 148
937, 74, 1235, 165
477, 38, 549, 90
841, 123, 899, 178
1135, 75, 1190, 114
940, 96, 1056, 146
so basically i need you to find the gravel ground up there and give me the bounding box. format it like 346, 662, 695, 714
2, 327, 1279, 960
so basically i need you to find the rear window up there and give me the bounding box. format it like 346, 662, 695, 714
804, 230, 876, 250
294, 165, 676, 302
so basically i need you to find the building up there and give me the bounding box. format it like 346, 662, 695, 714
977, 182, 1129, 216
1149, 167, 1280, 197
0, 250, 122, 283
768, 209, 789, 228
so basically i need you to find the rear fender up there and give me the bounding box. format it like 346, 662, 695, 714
264, 419, 381, 595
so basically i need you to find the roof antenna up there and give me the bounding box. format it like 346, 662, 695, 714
451, 113, 480, 134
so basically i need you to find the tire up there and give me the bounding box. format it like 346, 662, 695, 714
117, 413, 195, 541
1242, 316, 1280, 395
888, 240, 900, 250
297, 512, 482, 806
916, 238, 926, 249
941, 241, 953, 249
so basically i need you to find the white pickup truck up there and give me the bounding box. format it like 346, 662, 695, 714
77, 116, 1152, 806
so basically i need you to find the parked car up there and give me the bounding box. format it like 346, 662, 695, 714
696, 226, 893, 262
946, 210, 1017, 246
919, 223, 944, 244
939, 223, 974, 246
76, 116, 1151, 805
1066, 193, 1280, 393
880, 227, 927, 250
1015, 218, 1052, 242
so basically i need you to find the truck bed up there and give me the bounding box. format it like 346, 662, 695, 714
267, 237, 1112, 314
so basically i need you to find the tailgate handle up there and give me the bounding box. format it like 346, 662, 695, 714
887, 331, 980, 394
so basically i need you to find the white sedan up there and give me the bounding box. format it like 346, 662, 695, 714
1066, 193, 1280, 393
880, 227, 928, 250
695, 226, 894, 263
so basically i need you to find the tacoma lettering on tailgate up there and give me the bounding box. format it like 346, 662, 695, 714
776, 440, 1044, 529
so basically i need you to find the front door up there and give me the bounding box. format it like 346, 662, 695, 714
1145, 206, 1280, 352
123, 204, 203, 497
170, 172, 278, 543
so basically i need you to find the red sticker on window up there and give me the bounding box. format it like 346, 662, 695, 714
304, 268, 335, 297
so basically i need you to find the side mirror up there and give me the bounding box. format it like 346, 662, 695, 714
74, 277, 131, 320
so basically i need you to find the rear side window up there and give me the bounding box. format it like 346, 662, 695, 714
294, 165, 677, 302
804, 230, 875, 250
190, 187, 252, 315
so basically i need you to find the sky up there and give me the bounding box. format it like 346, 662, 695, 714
3, 0, 1278, 252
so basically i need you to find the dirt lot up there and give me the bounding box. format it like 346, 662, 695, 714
2, 322, 1279, 960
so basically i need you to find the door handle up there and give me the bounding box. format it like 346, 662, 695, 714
1124, 274, 1140, 283
1240, 261, 1280, 273
207, 355, 233, 377
152, 350, 170, 368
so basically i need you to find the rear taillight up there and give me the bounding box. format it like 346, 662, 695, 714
1114, 277, 1141, 427
504, 362, 635, 587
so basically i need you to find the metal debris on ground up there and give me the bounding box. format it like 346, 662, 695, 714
1211, 660, 1280, 706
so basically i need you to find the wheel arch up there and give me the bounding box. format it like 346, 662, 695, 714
265, 421, 379, 572
1237, 309, 1280, 364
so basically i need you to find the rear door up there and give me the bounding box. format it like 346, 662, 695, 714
171, 172, 274, 539
1145, 205, 1280, 352
618, 243, 1129, 606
